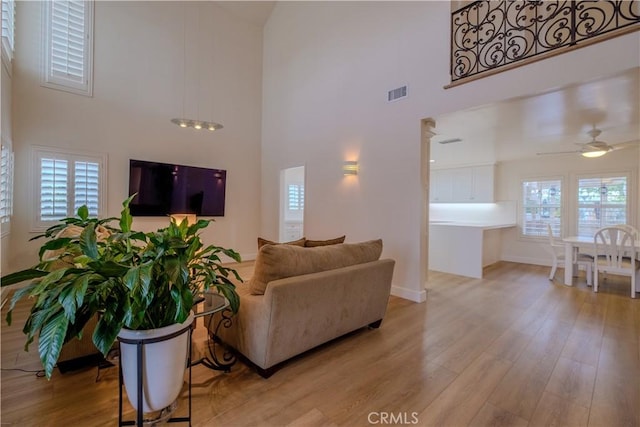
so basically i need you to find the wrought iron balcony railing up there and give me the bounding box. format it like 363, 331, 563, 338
451, 0, 640, 83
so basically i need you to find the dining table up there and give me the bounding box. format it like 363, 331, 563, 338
562, 235, 640, 286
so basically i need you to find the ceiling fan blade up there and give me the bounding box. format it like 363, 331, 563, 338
611, 140, 640, 150
536, 150, 580, 156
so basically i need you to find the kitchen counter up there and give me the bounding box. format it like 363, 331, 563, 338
429, 222, 516, 278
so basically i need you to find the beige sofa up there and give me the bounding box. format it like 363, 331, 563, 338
209, 239, 395, 377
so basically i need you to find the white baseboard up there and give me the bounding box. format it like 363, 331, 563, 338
240, 252, 257, 262
501, 255, 551, 266
391, 285, 426, 303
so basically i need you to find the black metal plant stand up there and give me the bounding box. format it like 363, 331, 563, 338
117, 324, 193, 427
190, 292, 237, 372
191, 306, 237, 372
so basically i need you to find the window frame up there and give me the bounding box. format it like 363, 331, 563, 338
41, 0, 94, 96
31, 146, 107, 232
574, 172, 632, 238
520, 176, 564, 240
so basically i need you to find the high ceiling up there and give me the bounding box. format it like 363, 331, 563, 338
214, 1, 276, 27
431, 68, 640, 166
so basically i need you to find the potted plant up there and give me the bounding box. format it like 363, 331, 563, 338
1, 195, 242, 416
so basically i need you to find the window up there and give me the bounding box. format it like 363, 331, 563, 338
1, 0, 15, 68
41, 0, 93, 96
522, 179, 562, 237
288, 184, 304, 211
33, 147, 105, 229
577, 175, 628, 238
0, 143, 13, 233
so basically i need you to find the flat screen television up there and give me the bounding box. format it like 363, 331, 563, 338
128, 159, 226, 217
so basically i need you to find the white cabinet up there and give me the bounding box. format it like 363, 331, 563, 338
429, 169, 453, 202
430, 165, 494, 203
283, 221, 303, 240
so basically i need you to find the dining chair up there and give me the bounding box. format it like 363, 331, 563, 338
546, 224, 593, 285
593, 226, 639, 298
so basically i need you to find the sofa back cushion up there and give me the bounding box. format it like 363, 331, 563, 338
304, 235, 346, 247
257, 237, 306, 250
249, 239, 383, 295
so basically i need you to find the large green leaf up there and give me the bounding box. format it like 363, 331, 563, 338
77, 205, 89, 220
1, 269, 48, 287
57, 275, 90, 323
80, 223, 98, 259
93, 315, 122, 356
88, 260, 129, 277
215, 284, 240, 313
123, 266, 140, 292
38, 310, 69, 379
38, 238, 73, 260
119, 194, 136, 233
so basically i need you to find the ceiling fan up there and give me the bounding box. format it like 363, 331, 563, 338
536, 128, 638, 158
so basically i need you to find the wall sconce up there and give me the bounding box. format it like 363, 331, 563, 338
170, 213, 197, 226
343, 161, 359, 176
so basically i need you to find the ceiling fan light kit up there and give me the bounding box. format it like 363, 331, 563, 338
537, 127, 636, 158
581, 149, 608, 158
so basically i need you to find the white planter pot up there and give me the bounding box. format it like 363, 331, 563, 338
118, 312, 194, 413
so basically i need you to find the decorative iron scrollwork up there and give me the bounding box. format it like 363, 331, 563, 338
202, 308, 237, 371
451, 0, 640, 81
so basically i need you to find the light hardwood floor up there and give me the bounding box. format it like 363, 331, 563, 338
1, 261, 638, 426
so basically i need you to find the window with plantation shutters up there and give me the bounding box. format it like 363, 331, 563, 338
577, 175, 628, 238
73, 161, 99, 216
522, 179, 562, 237
41, 0, 93, 96
288, 184, 304, 211
0, 143, 13, 231
40, 158, 69, 222
1, 0, 15, 67
33, 147, 106, 230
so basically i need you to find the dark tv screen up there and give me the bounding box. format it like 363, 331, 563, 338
128, 159, 226, 217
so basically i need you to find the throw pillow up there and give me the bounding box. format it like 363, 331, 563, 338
304, 235, 346, 247
249, 239, 383, 295
257, 237, 306, 250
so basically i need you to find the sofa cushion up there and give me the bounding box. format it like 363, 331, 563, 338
304, 235, 346, 247
249, 239, 383, 295
257, 237, 306, 250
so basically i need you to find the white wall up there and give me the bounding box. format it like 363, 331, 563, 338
261, 1, 640, 301
9, 1, 263, 271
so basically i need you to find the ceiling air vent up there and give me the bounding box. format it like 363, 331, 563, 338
387, 85, 408, 102
438, 138, 462, 145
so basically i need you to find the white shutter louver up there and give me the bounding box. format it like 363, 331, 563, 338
74, 160, 99, 216
40, 158, 69, 221
1, 0, 14, 52
42, 0, 93, 96
288, 184, 304, 211
0, 144, 13, 224
51, 1, 85, 82
577, 176, 627, 238
1, 0, 15, 66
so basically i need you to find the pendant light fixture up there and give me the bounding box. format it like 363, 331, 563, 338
171, 3, 223, 132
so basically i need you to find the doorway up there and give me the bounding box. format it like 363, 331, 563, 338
279, 166, 305, 242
